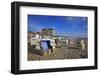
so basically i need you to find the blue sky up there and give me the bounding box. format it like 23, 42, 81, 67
28, 15, 88, 38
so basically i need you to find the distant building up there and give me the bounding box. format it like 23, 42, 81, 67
42, 28, 55, 38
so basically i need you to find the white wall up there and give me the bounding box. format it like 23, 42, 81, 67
0, 0, 99, 76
